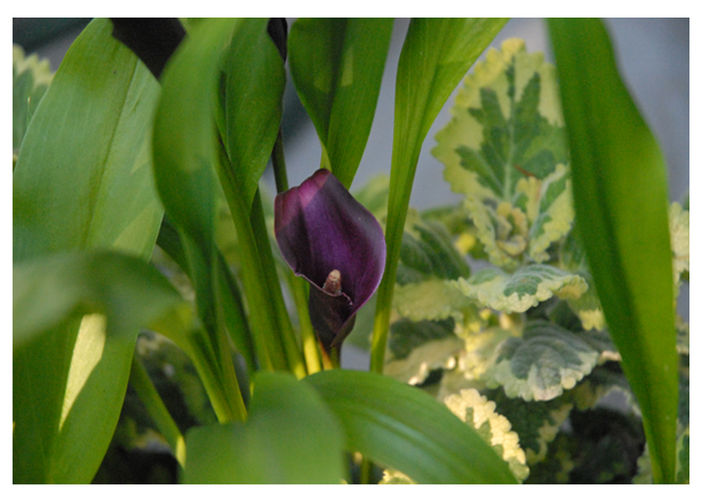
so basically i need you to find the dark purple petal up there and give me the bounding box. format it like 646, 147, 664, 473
274, 169, 386, 350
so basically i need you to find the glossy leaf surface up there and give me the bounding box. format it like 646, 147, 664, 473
184, 372, 345, 483
548, 18, 677, 483
289, 18, 393, 187
12, 19, 162, 483
306, 369, 517, 483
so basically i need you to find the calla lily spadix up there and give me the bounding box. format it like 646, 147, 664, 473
274, 169, 386, 356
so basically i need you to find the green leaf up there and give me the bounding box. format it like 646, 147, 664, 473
13, 250, 187, 483
484, 320, 599, 401
443, 388, 530, 481
13, 44, 53, 155
549, 18, 678, 483
14, 20, 162, 262
152, 18, 250, 421
12, 19, 163, 483
14, 251, 187, 348
306, 369, 517, 483
371, 18, 507, 372
184, 372, 346, 483
454, 264, 587, 313
288, 18, 393, 187
434, 38, 572, 268
218, 18, 285, 208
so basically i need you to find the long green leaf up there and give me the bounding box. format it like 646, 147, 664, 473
12, 18, 162, 483
371, 18, 507, 372
548, 18, 677, 483
12, 250, 186, 483
215, 20, 304, 376
218, 18, 285, 208
184, 372, 346, 483
152, 18, 249, 421
306, 369, 517, 483
289, 18, 393, 187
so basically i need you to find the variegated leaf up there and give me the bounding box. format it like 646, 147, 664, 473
443, 388, 529, 481
433, 38, 571, 268
484, 320, 599, 401
385, 319, 462, 385
394, 279, 473, 322
485, 387, 572, 464
454, 264, 587, 313
669, 201, 689, 290
13, 45, 53, 156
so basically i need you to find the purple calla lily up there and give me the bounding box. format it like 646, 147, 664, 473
274, 169, 386, 354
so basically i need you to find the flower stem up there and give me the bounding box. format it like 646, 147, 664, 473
287, 272, 322, 374
249, 192, 307, 378
129, 356, 187, 467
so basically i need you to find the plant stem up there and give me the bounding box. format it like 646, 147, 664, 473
129, 356, 187, 467
249, 192, 307, 378
287, 271, 322, 374
215, 147, 286, 372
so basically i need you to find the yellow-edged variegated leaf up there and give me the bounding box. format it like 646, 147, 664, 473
669, 202, 689, 291
443, 388, 529, 481
13, 44, 53, 155
433, 38, 571, 268
454, 264, 587, 313
484, 320, 599, 401
385, 337, 463, 386
394, 279, 473, 322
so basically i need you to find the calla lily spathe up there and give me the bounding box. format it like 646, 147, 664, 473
274, 169, 386, 353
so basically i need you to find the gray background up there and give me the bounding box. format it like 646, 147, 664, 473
14, 18, 689, 368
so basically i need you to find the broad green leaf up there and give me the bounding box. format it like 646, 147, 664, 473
434, 38, 571, 269
288, 18, 393, 187
14, 251, 187, 349
485, 387, 572, 465
14, 20, 161, 262
13, 250, 187, 484
484, 320, 599, 401
13, 44, 52, 155
12, 19, 163, 483
218, 18, 285, 208
184, 372, 345, 483
549, 18, 678, 483
454, 264, 587, 313
371, 18, 507, 372
444, 388, 529, 481
306, 369, 517, 483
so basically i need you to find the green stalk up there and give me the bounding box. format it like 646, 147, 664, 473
215, 149, 286, 371
249, 192, 307, 378
287, 272, 322, 374
130, 356, 187, 466
213, 263, 250, 419
187, 330, 248, 423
